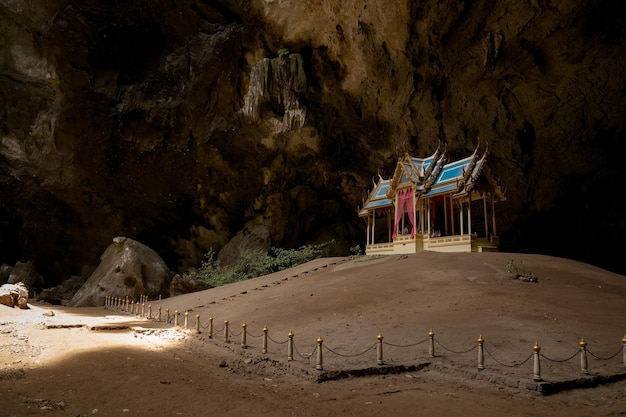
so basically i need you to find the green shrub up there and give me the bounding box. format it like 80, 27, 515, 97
185, 242, 330, 288
504, 259, 538, 283
349, 245, 361, 256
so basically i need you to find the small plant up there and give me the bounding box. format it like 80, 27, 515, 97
349, 245, 361, 257
184, 241, 332, 288
504, 259, 538, 283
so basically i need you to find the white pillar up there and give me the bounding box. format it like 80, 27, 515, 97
491, 194, 497, 239
579, 338, 588, 374
426, 198, 431, 237
459, 200, 464, 235
533, 342, 542, 381
467, 197, 472, 235
444, 195, 449, 235
483, 193, 489, 238
372, 213, 376, 244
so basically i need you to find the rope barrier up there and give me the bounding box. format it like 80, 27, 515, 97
484, 345, 533, 367
323, 342, 377, 358
293, 340, 317, 360
267, 334, 290, 345
540, 349, 579, 363
588, 346, 623, 361
435, 340, 477, 354
383, 337, 429, 348
101, 296, 626, 379
229, 328, 243, 337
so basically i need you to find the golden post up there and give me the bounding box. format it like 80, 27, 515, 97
316, 336, 324, 370
287, 331, 294, 361
428, 329, 435, 358
533, 341, 542, 382
241, 323, 247, 349
477, 335, 485, 370
262, 326, 268, 354
579, 337, 589, 374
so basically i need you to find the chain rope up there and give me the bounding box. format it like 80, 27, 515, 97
588, 346, 623, 361
267, 334, 289, 345
540, 349, 579, 363
106, 303, 626, 376
436, 340, 477, 354
484, 346, 533, 367
323, 342, 377, 358
383, 337, 429, 348
293, 341, 317, 359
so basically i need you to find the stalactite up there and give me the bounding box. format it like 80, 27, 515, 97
241, 52, 307, 131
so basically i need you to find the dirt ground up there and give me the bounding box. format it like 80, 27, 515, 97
1, 251, 626, 416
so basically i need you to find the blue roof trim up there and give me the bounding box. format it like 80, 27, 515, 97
359, 147, 495, 216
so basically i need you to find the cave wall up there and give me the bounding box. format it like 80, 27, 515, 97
1, 0, 625, 285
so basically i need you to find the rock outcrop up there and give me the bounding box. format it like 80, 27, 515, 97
68, 237, 171, 307
0, 282, 29, 309
0, 0, 625, 285
169, 274, 212, 297
7, 261, 43, 296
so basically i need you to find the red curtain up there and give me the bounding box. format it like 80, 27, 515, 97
393, 189, 415, 238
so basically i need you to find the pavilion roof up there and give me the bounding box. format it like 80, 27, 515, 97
359, 142, 505, 217
358, 177, 392, 216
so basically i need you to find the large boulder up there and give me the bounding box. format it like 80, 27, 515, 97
68, 237, 172, 307
7, 261, 43, 295
0, 282, 29, 309
36, 275, 86, 305
217, 219, 271, 267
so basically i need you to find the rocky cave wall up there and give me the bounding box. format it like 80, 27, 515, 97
0, 0, 625, 286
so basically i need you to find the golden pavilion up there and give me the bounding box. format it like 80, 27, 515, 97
358, 143, 505, 255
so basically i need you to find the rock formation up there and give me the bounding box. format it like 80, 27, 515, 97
0, 0, 625, 289
68, 237, 171, 307
0, 282, 29, 309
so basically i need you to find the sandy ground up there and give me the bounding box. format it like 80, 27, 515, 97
1, 251, 626, 416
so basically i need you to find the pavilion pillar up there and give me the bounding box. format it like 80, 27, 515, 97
372, 212, 376, 245
491, 193, 497, 239
483, 193, 489, 239
459, 199, 464, 235
450, 195, 455, 235
411, 190, 417, 236
418, 199, 423, 233
467, 196, 472, 235
426, 198, 430, 236
393, 192, 399, 238
443, 195, 448, 236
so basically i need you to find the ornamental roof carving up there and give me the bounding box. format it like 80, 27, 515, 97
359, 142, 505, 217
